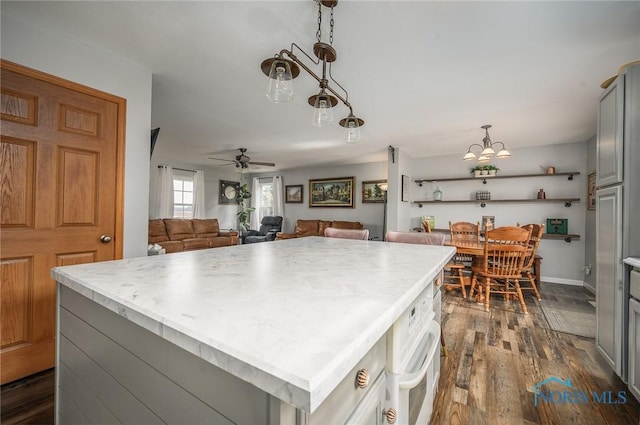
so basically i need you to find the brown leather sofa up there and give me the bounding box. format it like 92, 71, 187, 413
149, 219, 238, 253
275, 219, 364, 240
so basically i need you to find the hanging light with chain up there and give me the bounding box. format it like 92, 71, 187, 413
260, 0, 364, 143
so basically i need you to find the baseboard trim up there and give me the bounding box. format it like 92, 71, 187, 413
541, 276, 585, 286
583, 282, 596, 294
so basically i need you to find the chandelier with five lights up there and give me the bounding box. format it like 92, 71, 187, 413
260, 0, 364, 143
463, 124, 511, 162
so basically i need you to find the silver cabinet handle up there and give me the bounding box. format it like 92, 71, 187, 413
100, 235, 112, 243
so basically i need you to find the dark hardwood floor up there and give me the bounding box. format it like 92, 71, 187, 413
431, 282, 640, 425
1, 283, 638, 424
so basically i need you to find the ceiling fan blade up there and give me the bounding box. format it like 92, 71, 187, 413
247, 161, 276, 167
208, 157, 235, 163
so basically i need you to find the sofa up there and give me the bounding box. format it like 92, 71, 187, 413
148, 218, 238, 253
275, 219, 364, 240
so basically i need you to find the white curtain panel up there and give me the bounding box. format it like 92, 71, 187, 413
151, 165, 174, 218
193, 170, 205, 219
273, 176, 284, 218
250, 176, 261, 229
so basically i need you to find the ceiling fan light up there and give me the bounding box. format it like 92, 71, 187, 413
266, 60, 294, 103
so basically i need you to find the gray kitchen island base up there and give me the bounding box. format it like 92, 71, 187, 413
57, 286, 389, 425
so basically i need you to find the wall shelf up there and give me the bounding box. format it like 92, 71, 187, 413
412, 198, 580, 208
415, 171, 580, 186
411, 227, 580, 243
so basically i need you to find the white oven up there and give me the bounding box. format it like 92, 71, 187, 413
387, 279, 441, 425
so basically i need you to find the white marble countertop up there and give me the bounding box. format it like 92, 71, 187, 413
624, 257, 640, 268
51, 237, 454, 413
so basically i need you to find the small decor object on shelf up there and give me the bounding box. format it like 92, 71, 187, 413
482, 216, 495, 232
433, 186, 442, 201
476, 190, 491, 200
421, 215, 435, 232
546, 218, 568, 235
537, 188, 546, 199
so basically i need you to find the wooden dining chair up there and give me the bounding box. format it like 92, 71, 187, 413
469, 226, 532, 314
448, 221, 480, 290
517, 223, 545, 301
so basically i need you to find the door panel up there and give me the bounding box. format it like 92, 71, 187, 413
0, 60, 125, 384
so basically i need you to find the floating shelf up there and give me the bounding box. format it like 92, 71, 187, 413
411, 227, 580, 243
412, 198, 580, 208
415, 171, 580, 185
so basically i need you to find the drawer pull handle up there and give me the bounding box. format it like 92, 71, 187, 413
355, 368, 369, 389
383, 407, 397, 424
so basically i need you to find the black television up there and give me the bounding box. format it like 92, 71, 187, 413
150, 127, 160, 159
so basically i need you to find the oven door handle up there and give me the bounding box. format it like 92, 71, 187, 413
398, 321, 440, 390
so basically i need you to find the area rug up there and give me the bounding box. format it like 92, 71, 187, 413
540, 299, 596, 338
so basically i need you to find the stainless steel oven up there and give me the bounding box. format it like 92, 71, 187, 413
387, 280, 441, 425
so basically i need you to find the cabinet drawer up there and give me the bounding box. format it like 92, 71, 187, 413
309, 336, 387, 425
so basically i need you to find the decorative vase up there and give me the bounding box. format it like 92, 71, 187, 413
433, 186, 442, 201
488, 170, 497, 176
481, 170, 488, 176
474, 170, 481, 177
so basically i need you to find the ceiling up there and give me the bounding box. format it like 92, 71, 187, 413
2, 1, 639, 172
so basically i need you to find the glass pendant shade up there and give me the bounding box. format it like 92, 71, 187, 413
480, 146, 495, 156
496, 148, 511, 158
312, 94, 334, 126
463, 151, 476, 161
343, 119, 361, 143
266, 61, 294, 103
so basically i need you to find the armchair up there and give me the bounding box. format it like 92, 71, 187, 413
243, 216, 283, 244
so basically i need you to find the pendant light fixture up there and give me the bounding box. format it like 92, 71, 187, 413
260, 0, 364, 142
463, 124, 511, 161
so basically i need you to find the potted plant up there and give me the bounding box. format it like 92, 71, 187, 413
471, 165, 483, 177
236, 183, 255, 233
486, 164, 499, 176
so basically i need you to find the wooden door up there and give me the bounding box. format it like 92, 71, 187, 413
0, 60, 125, 384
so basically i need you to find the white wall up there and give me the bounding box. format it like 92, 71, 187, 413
411, 142, 588, 284
387, 147, 414, 233
1, 11, 152, 258
255, 162, 388, 240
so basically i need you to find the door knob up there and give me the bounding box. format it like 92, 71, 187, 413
100, 235, 112, 243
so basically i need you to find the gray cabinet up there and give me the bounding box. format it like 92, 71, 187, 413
596, 185, 623, 374
596, 74, 624, 187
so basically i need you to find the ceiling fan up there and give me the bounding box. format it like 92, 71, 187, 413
208, 148, 276, 171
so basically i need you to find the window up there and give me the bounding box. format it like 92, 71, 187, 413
173, 173, 194, 218
257, 178, 274, 223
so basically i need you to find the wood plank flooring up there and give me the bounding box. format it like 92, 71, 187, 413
431, 282, 640, 425
1, 283, 639, 424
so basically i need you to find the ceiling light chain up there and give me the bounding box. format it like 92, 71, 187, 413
463, 124, 511, 162
261, 0, 364, 143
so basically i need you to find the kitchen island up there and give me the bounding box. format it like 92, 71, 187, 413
52, 236, 454, 424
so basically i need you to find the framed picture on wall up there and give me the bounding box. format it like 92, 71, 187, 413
285, 184, 303, 203
309, 177, 355, 208
362, 180, 387, 203
482, 215, 495, 232
401, 175, 410, 202
587, 172, 596, 210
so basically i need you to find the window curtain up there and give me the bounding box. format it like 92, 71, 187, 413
250, 177, 261, 230
273, 176, 284, 218
193, 170, 205, 219
151, 165, 174, 218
